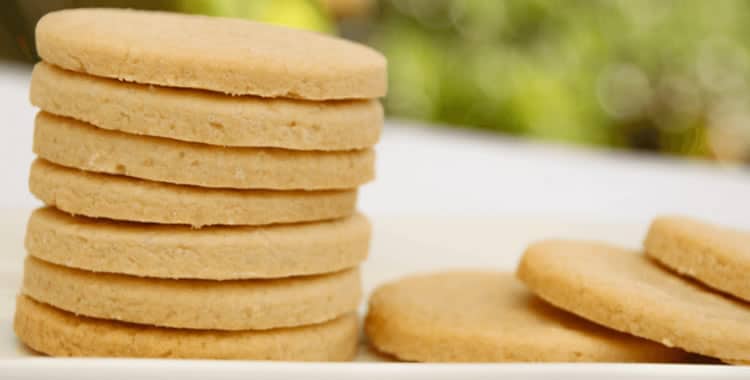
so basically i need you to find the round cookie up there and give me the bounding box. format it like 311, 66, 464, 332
22, 256, 360, 330
517, 239, 750, 362
14, 295, 358, 360
30, 63, 383, 150
645, 216, 750, 302
29, 159, 357, 227
34, 112, 375, 191
365, 271, 687, 363
26, 207, 370, 280
36, 8, 387, 100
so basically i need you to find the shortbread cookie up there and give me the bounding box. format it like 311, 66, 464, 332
14, 295, 357, 360
23, 256, 360, 330
365, 271, 687, 363
26, 207, 370, 279
29, 160, 356, 227
645, 216, 750, 302
30, 63, 382, 150
36, 8, 387, 99
517, 239, 750, 362
34, 112, 374, 190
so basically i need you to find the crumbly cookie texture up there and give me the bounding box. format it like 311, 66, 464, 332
14, 295, 358, 360
366, 271, 688, 363
645, 215, 750, 302
26, 207, 370, 280
36, 8, 387, 99
33, 112, 375, 191
29, 159, 357, 227
517, 239, 750, 363
22, 256, 361, 330
30, 62, 382, 150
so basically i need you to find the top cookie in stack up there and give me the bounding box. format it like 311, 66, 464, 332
36, 8, 386, 100
16, 8, 386, 361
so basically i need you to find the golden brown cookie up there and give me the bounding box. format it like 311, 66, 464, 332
36, 9, 387, 99
30, 62, 382, 150
645, 216, 750, 302
29, 159, 357, 227
14, 295, 358, 360
518, 239, 750, 362
26, 207, 370, 279
23, 256, 361, 330
34, 112, 374, 190
365, 271, 687, 363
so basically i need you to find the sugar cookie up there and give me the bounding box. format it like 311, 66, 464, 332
36, 9, 387, 99
30, 63, 382, 150
34, 112, 374, 190
518, 239, 750, 362
645, 216, 750, 302
26, 207, 370, 279
14, 295, 358, 360
23, 256, 360, 330
29, 159, 357, 227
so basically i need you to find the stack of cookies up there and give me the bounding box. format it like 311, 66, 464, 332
14, 8, 386, 360
366, 216, 750, 363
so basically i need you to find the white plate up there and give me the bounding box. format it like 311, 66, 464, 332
1, 209, 748, 379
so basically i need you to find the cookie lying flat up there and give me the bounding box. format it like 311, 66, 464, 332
365, 271, 686, 362
518, 239, 750, 362
30, 63, 382, 150
34, 112, 374, 190
26, 207, 370, 280
23, 256, 360, 330
36, 9, 386, 100
14, 295, 358, 360
645, 216, 750, 302
29, 159, 356, 227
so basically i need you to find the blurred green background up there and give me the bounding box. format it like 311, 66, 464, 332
3, 0, 750, 162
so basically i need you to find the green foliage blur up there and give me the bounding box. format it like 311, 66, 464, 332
176, 0, 334, 32
370, 0, 750, 162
